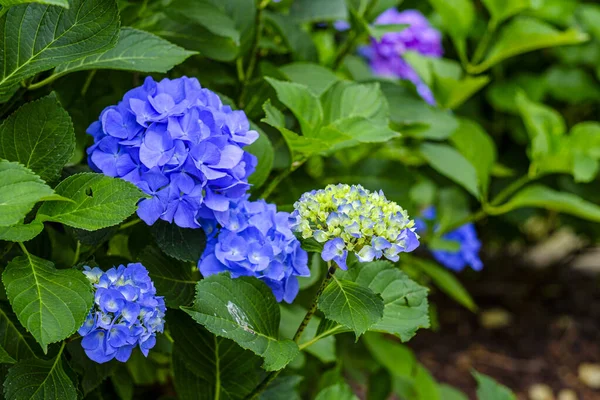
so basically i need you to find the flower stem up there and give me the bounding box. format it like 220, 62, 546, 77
259, 160, 304, 200
244, 262, 337, 399
435, 175, 532, 236
238, 0, 271, 108
119, 217, 142, 231
72, 241, 81, 266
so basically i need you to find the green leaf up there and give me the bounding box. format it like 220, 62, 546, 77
490, 184, 600, 222
368, 23, 408, 40
53, 27, 196, 77
279, 62, 339, 97
450, 118, 496, 197
0, 160, 53, 227
0, 94, 74, 182
318, 276, 384, 337
261, 99, 327, 162
139, 246, 196, 308
246, 124, 274, 190
264, 12, 318, 62
0, 0, 68, 6
37, 173, 145, 231
315, 382, 358, 400
439, 385, 468, 400
154, 0, 239, 61
2, 254, 93, 352
280, 304, 336, 363
289, 0, 347, 23
477, 17, 588, 72
481, 0, 532, 24
182, 274, 299, 371
66, 339, 115, 396
408, 257, 476, 311
544, 65, 600, 104
380, 81, 459, 140
170, 310, 261, 400
3, 353, 77, 400
0, 344, 15, 364
111, 366, 133, 400
473, 371, 516, 400
428, 0, 474, 39
0, 0, 120, 101
166, 0, 238, 42
260, 376, 303, 400
321, 81, 388, 124
265, 78, 323, 137
364, 333, 440, 400
149, 15, 237, 62
419, 143, 480, 199
339, 261, 430, 341
0, 302, 37, 361
0, 220, 44, 242
150, 219, 207, 262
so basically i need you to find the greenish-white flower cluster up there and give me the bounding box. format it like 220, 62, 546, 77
289, 184, 419, 269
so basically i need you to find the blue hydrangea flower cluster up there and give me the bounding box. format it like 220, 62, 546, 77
79, 263, 166, 364
87, 76, 258, 229
290, 184, 419, 270
199, 198, 309, 303
416, 207, 483, 272
361, 8, 443, 105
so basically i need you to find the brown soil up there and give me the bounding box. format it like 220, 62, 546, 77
408, 256, 600, 400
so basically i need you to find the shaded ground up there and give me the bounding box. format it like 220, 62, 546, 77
408, 254, 600, 400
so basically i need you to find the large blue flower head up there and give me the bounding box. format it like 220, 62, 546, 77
361, 8, 443, 105
290, 184, 419, 270
78, 263, 166, 364
199, 198, 310, 303
87, 76, 258, 229
416, 206, 483, 272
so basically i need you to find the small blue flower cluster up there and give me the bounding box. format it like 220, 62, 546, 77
290, 184, 419, 269
79, 263, 166, 364
199, 198, 309, 303
87, 76, 258, 229
416, 207, 483, 272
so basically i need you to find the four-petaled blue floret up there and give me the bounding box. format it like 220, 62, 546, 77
78, 263, 166, 364
86, 76, 258, 230
199, 198, 310, 303
290, 184, 419, 270
415, 206, 483, 271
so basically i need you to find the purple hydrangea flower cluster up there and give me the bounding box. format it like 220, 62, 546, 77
86, 76, 258, 229
416, 207, 483, 272
199, 198, 310, 303
78, 263, 166, 364
362, 8, 443, 105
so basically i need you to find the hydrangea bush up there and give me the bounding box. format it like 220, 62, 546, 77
0, 0, 596, 398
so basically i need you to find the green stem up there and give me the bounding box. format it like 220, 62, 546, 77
18, 242, 29, 256
332, 29, 358, 70
470, 19, 497, 67
81, 70, 97, 96
489, 175, 531, 207
72, 241, 81, 266
238, 0, 271, 108
119, 217, 142, 231
435, 175, 532, 236
259, 160, 305, 200
27, 74, 60, 91
245, 263, 337, 400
